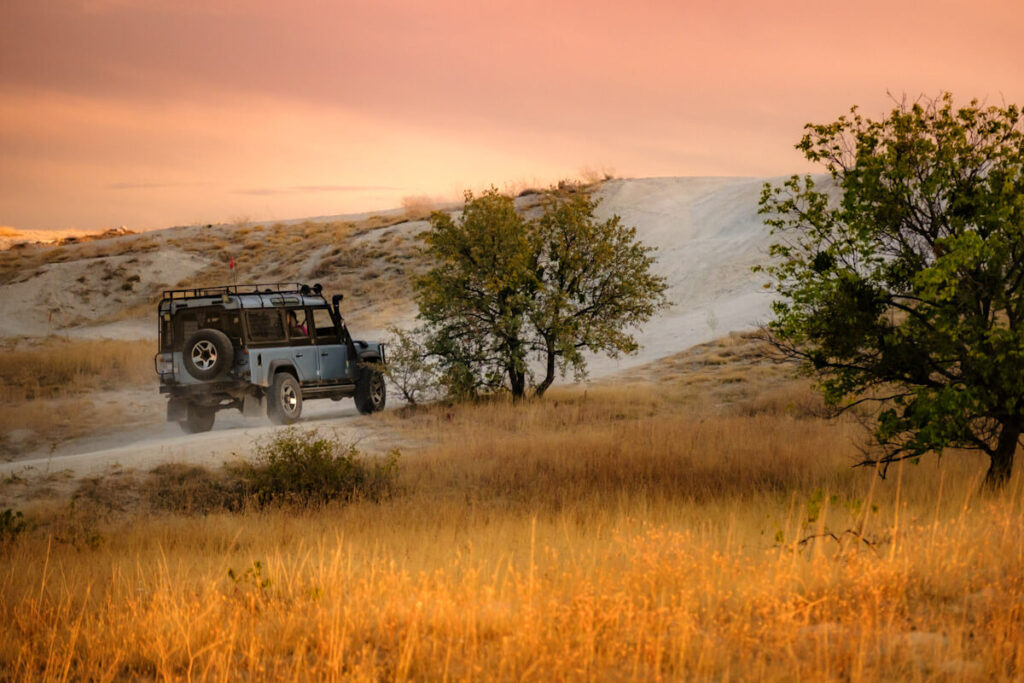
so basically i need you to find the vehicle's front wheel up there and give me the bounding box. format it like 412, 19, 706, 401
180, 403, 216, 433
267, 373, 302, 424
354, 363, 386, 414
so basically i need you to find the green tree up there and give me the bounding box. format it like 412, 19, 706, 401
415, 188, 536, 398
530, 192, 668, 396
414, 186, 667, 399
759, 94, 1024, 489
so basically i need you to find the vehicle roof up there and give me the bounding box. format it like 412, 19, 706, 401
158, 283, 332, 313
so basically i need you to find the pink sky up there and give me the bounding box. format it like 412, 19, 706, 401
1, 0, 1021, 232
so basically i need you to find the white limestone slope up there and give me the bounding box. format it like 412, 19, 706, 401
585, 176, 778, 376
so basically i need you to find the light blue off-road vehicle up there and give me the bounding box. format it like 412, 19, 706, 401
154, 283, 385, 432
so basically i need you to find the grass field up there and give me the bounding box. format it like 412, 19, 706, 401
1, 336, 1021, 680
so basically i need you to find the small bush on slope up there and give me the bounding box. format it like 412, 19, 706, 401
232, 428, 400, 508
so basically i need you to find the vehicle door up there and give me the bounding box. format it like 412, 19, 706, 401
244, 308, 292, 385
310, 306, 349, 382
285, 308, 318, 382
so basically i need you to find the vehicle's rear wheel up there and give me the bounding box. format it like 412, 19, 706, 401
267, 373, 302, 424
182, 329, 234, 381
180, 403, 216, 433
354, 363, 386, 414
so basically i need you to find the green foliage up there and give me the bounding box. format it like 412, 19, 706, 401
759, 93, 1024, 488
0, 508, 27, 547
380, 326, 442, 406
235, 428, 400, 507
414, 186, 668, 399
415, 188, 536, 398
228, 560, 272, 591
530, 191, 668, 395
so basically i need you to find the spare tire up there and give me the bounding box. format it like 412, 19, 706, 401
182, 328, 234, 380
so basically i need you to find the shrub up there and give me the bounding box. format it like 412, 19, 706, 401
145, 463, 247, 514
381, 326, 441, 406
0, 508, 27, 546
235, 428, 400, 508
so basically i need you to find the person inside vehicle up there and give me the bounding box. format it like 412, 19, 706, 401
287, 310, 308, 337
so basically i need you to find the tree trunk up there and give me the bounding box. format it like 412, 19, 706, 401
509, 366, 526, 399
984, 423, 1020, 490
534, 351, 557, 398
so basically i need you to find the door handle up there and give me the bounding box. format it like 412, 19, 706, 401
295, 353, 303, 358
321, 353, 329, 357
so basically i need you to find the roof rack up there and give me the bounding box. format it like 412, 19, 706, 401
160, 283, 310, 301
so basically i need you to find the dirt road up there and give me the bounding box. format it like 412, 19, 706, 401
0, 400, 398, 480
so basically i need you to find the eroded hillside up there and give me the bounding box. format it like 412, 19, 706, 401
0, 210, 439, 338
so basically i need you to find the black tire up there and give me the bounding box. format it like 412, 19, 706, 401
267, 373, 302, 424
354, 363, 386, 414
179, 403, 215, 433
182, 329, 234, 381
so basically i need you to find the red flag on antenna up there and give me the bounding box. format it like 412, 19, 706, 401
229, 256, 236, 270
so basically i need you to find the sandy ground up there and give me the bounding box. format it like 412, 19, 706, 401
0, 176, 786, 481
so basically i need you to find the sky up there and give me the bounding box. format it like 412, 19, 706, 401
1, 0, 1022, 233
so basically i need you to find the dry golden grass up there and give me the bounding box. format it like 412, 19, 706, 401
0, 338, 159, 458
2, 365, 1021, 679
0, 390, 164, 461
401, 195, 445, 222
0, 338, 153, 402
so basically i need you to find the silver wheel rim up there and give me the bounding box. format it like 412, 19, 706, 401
191, 340, 218, 370
370, 374, 384, 406
282, 382, 298, 414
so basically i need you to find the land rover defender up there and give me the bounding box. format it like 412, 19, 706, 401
154, 283, 385, 432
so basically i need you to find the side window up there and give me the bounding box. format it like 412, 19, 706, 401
246, 309, 286, 344
171, 307, 241, 350
175, 310, 199, 350
202, 309, 241, 339
285, 308, 312, 345
160, 314, 173, 351
311, 308, 341, 344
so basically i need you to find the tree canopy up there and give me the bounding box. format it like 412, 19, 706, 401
414, 187, 667, 399
759, 93, 1024, 489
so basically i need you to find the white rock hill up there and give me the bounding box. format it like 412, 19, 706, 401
583, 176, 779, 376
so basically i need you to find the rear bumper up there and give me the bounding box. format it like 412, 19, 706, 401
160, 380, 252, 398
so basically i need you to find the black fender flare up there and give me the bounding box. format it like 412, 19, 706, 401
264, 360, 298, 387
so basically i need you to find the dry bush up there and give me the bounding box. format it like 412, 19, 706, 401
736, 378, 828, 418
231, 428, 400, 508
145, 464, 246, 515
400, 195, 441, 221
578, 165, 616, 184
